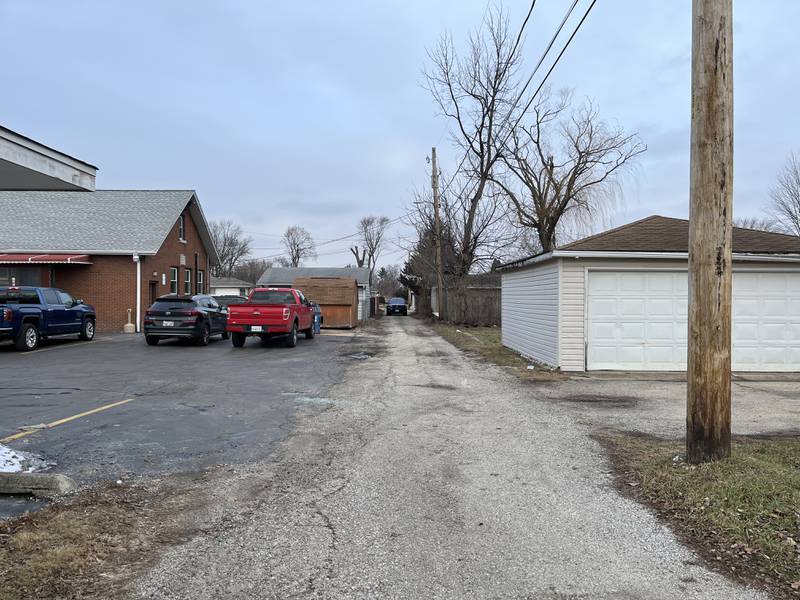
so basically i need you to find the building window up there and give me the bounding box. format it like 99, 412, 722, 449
184, 268, 192, 295
170, 267, 178, 294
178, 214, 186, 241
197, 269, 204, 294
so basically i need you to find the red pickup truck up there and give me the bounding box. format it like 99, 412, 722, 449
226, 287, 315, 348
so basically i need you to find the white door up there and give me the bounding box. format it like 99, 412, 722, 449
586, 270, 800, 372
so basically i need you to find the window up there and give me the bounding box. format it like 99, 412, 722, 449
0, 290, 40, 304
178, 214, 186, 241
169, 267, 178, 294
42, 289, 60, 305
197, 269, 204, 294
57, 291, 75, 307
249, 290, 296, 304
184, 268, 192, 295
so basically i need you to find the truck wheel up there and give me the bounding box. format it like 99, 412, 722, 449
145, 335, 159, 346
285, 322, 298, 348
232, 332, 246, 348
304, 324, 315, 339
16, 323, 40, 352
79, 318, 95, 341
195, 322, 210, 346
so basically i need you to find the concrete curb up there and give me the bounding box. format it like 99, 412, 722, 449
0, 473, 77, 497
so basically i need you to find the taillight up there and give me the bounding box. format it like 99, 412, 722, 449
282, 308, 290, 320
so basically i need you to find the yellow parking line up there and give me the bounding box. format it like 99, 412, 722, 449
0, 398, 134, 444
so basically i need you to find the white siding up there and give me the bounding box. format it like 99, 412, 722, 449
358, 284, 370, 321
559, 258, 800, 372
501, 261, 559, 367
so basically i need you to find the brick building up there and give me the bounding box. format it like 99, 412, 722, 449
0, 190, 218, 332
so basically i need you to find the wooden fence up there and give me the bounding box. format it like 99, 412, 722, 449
431, 286, 500, 326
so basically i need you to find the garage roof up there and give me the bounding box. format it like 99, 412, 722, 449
0, 189, 219, 263
259, 267, 370, 286
562, 215, 800, 254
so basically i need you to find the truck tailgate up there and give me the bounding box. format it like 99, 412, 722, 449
227, 304, 289, 328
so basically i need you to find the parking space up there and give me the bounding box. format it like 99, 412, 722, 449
0, 330, 355, 518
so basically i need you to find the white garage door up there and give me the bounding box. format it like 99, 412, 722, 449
587, 270, 800, 372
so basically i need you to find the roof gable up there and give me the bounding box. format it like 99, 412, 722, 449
0, 190, 219, 263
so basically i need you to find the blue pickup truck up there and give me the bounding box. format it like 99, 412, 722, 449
0, 286, 97, 351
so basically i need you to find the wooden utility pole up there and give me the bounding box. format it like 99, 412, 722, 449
431, 147, 445, 321
687, 0, 733, 463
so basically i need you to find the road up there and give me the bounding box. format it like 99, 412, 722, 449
135, 318, 765, 600
0, 330, 354, 519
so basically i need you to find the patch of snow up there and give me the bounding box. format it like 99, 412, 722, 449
0, 443, 47, 473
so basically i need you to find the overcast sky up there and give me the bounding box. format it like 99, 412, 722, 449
2, 1, 797, 267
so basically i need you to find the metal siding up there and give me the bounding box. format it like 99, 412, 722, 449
501, 261, 559, 367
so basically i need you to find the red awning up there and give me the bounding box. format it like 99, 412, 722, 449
0, 253, 92, 265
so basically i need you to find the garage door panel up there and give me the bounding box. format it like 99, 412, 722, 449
587, 270, 800, 372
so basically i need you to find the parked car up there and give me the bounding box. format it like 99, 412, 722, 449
386, 297, 408, 316
143, 295, 228, 346
226, 287, 314, 348
0, 286, 96, 351
213, 295, 248, 308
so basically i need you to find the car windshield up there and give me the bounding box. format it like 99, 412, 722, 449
388, 298, 406, 305
0, 289, 40, 304
151, 299, 196, 310
249, 290, 296, 304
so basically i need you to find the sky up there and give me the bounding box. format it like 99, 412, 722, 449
2, 1, 798, 267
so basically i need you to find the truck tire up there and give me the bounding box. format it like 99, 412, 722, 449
145, 335, 159, 346
232, 332, 246, 347
16, 322, 40, 352
285, 322, 298, 348
79, 318, 95, 341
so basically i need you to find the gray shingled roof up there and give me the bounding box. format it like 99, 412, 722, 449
210, 276, 254, 288
0, 190, 219, 263
259, 267, 370, 286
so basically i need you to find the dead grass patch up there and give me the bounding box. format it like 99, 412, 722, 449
598, 432, 800, 598
430, 322, 563, 382
0, 477, 205, 600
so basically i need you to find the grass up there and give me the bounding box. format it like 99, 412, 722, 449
429, 321, 562, 381
601, 433, 800, 598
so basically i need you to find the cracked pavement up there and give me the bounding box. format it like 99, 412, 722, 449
134, 318, 766, 599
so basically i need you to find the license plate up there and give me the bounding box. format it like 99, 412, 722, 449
251, 325, 263, 332
162, 320, 174, 327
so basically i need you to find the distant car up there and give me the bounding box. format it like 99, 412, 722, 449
0, 286, 96, 351
386, 297, 407, 316
213, 295, 248, 308
143, 295, 228, 346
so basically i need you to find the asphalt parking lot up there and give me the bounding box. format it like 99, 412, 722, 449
0, 329, 355, 518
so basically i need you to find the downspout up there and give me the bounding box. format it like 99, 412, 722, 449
133, 254, 141, 333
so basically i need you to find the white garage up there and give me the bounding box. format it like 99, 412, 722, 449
500, 216, 800, 372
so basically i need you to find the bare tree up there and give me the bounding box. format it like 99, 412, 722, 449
281, 226, 316, 268
769, 152, 800, 236
732, 216, 781, 232
350, 216, 391, 284
232, 258, 271, 285
492, 89, 645, 252
375, 264, 401, 297
209, 220, 252, 277
424, 7, 527, 275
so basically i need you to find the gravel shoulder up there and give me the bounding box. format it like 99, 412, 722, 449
135, 318, 766, 599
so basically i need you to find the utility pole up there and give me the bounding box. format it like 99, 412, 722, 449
687, 0, 733, 463
431, 147, 445, 321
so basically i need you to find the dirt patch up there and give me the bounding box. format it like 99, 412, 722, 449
0, 473, 212, 600
597, 431, 800, 599
560, 394, 639, 408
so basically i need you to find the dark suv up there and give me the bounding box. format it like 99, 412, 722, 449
143, 295, 228, 346
386, 297, 408, 316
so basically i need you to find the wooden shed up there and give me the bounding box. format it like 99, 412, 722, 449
293, 277, 359, 329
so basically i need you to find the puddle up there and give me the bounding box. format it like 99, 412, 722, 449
293, 396, 334, 406
348, 352, 372, 360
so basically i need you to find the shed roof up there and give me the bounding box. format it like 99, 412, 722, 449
259, 267, 370, 286
210, 277, 253, 289
0, 189, 219, 263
